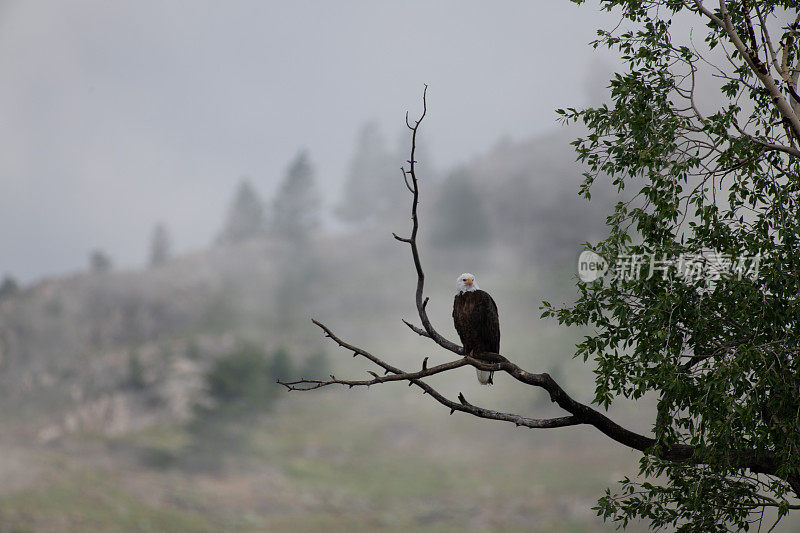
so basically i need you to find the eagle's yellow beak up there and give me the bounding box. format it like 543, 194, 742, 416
465, 278, 473, 286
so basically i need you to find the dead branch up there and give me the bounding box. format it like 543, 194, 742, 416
278, 86, 798, 493
279, 319, 577, 429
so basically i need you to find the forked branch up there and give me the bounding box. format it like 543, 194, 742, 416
278, 87, 795, 492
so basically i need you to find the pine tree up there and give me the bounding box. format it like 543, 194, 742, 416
431, 169, 490, 248
272, 150, 320, 242
89, 249, 112, 274
0, 275, 19, 301
148, 222, 172, 268
335, 122, 397, 224
216, 178, 266, 245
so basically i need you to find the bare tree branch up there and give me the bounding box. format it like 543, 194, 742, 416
279, 319, 577, 429
280, 353, 470, 391
393, 85, 464, 355
281, 86, 799, 494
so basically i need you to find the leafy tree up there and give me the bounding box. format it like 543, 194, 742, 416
431, 168, 490, 248
545, 1, 800, 529
335, 122, 397, 224
127, 350, 146, 390
269, 347, 294, 383
216, 178, 266, 245
272, 150, 320, 242
148, 222, 172, 268
299, 350, 330, 381
185, 337, 201, 360
204, 342, 276, 410
187, 342, 284, 464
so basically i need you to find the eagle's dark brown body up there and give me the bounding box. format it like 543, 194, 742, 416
453, 289, 500, 384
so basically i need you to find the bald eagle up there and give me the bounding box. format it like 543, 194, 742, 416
453, 273, 500, 385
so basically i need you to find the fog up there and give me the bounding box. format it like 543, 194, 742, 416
0, 0, 616, 282
0, 2, 740, 532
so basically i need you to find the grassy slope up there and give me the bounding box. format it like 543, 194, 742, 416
0, 382, 651, 533
0, 244, 666, 532
1, 231, 793, 531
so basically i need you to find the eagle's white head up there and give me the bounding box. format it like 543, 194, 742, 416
456, 273, 479, 294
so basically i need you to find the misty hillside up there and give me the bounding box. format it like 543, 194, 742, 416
5, 1, 799, 531
0, 125, 607, 412
0, 125, 607, 428
459, 127, 617, 268
0, 126, 651, 532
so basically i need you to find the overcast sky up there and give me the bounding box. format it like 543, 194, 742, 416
0, 1, 616, 282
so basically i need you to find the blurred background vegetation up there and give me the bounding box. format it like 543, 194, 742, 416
3, 2, 797, 532
0, 117, 657, 532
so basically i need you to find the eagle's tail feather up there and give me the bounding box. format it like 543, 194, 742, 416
476, 369, 494, 385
